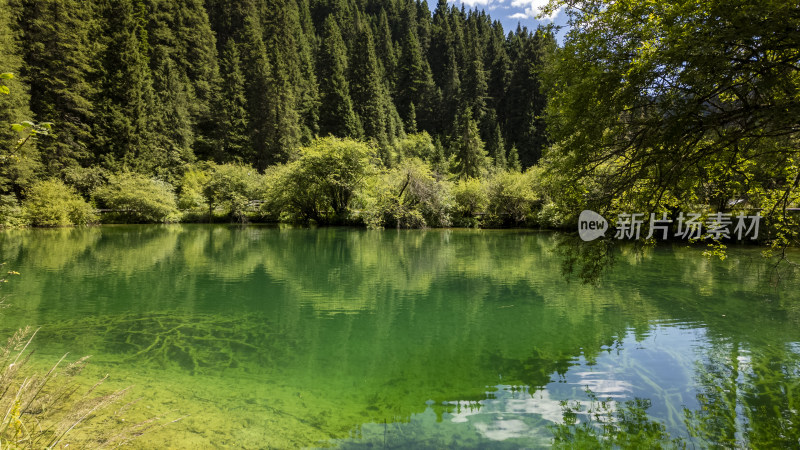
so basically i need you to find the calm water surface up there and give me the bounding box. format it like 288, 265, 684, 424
1, 225, 798, 448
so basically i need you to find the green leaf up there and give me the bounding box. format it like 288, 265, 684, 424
0, 73, 13, 80
0, 85, 9, 95
11, 123, 25, 133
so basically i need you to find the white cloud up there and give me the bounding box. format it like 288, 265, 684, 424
508, 0, 563, 21
455, 0, 495, 7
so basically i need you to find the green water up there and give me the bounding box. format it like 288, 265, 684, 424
1, 225, 799, 448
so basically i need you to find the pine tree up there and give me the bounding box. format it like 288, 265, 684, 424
214, 40, 250, 162
504, 26, 554, 168
317, 15, 360, 138
459, 18, 487, 123
490, 123, 506, 169
294, 3, 319, 143
154, 0, 220, 155
260, 0, 306, 164
406, 102, 417, 134
0, 0, 38, 199
396, 22, 436, 130
95, 0, 155, 172
507, 144, 521, 172
486, 24, 509, 114
19, 0, 98, 174
237, 5, 276, 169
430, 136, 448, 175
416, 0, 431, 57
148, 46, 195, 181
452, 107, 486, 179
375, 8, 397, 93
349, 18, 389, 146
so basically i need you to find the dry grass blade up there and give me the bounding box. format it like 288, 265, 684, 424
0, 327, 176, 448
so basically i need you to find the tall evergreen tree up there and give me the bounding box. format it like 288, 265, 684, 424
0, 0, 38, 200
489, 122, 506, 169
317, 15, 361, 138
18, 0, 98, 174
260, 0, 305, 163
504, 27, 554, 167
95, 0, 155, 172
396, 20, 436, 130
236, 4, 277, 169
349, 18, 389, 146
148, 46, 195, 181
375, 8, 397, 93
213, 40, 250, 163
153, 0, 220, 155
292, 0, 320, 143
460, 18, 488, 124
452, 107, 486, 179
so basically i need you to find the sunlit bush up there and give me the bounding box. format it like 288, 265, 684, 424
270, 137, 375, 224
23, 179, 96, 226
202, 163, 266, 222
451, 177, 488, 226
484, 170, 540, 226
356, 157, 452, 229
94, 172, 180, 223
177, 164, 212, 211
0, 195, 27, 228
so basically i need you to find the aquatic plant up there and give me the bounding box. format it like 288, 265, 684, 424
549, 389, 686, 449
0, 326, 180, 447
40, 312, 286, 375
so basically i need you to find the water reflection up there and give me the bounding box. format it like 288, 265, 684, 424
0, 226, 798, 447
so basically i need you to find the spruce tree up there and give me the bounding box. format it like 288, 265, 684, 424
317, 15, 360, 138
507, 144, 521, 172
260, 0, 305, 164
504, 27, 554, 167
490, 123, 506, 169
406, 102, 417, 134
460, 19, 488, 123
396, 23, 435, 130
486, 24, 509, 114
375, 8, 397, 93
95, 0, 155, 172
452, 107, 486, 179
148, 46, 195, 181
19, 0, 98, 174
155, 0, 220, 155
0, 0, 38, 199
215, 40, 250, 162
237, 6, 276, 169
349, 19, 388, 146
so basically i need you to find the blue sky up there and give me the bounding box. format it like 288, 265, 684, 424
428, 0, 571, 40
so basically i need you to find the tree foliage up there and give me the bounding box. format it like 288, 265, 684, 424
94, 172, 179, 223
23, 179, 96, 226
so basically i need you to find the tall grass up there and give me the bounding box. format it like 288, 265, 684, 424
0, 326, 180, 448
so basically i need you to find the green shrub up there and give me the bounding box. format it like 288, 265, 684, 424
274, 137, 375, 223
356, 158, 452, 229
0, 194, 28, 228
202, 163, 265, 222
23, 179, 96, 226
94, 172, 180, 223
451, 177, 488, 225
177, 165, 212, 211
395, 132, 434, 160
485, 170, 540, 226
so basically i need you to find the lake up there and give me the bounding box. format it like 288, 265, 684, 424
1, 225, 798, 448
